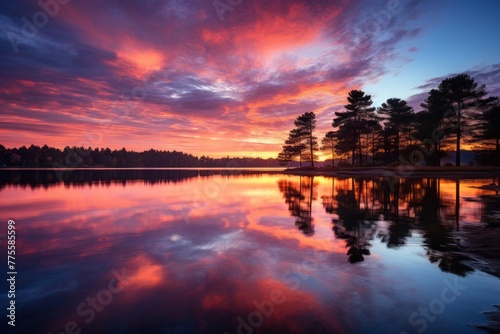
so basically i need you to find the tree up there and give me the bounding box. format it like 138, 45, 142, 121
436, 74, 496, 166
278, 112, 318, 167
287, 128, 308, 166
333, 90, 376, 165
277, 147, 293, 166
476, 104, 500, 151
321, 131, 337, 166
294, 112, 318, 167
278, 129, 307, 166
474, 104, 500, 165
378, 98, 414, 161
366, 119, 382, 166
334, 121, 357, 165
415, 89, 453, 166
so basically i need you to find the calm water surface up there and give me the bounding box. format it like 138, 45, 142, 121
1, 170, 499, 334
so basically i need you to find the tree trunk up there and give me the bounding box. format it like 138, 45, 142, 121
309, 134, 314, 167
455, 180, 460, 231
358, 135, 362, 166
365, 134, 369, 165
456, 102, 462, 167
372, 133, 375, 166
396, 126, 400, 159
437, 141, 441, 166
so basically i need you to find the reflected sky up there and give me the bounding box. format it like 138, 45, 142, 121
0, 171, 499, 333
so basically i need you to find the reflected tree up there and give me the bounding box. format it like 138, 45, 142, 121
332, 178, 376, 263
277, 176, 317, 235
377, 178, 413, 248
480, 179, 500, 226
321, 177, 336, 214
418, 178, 474, 277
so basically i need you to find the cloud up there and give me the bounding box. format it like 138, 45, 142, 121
0, 0, 437, 157
407, 63, 500, 110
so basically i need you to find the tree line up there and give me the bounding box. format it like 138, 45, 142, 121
0, 145, 280, 168
278, 74, 500, 167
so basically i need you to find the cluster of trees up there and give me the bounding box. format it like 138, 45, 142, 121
0, 145, 280, 168
278, 74, 500, 167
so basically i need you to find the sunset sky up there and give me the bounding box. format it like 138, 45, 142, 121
1, 0, 499, 158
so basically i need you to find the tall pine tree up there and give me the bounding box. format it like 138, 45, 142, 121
333, 90, 376, 165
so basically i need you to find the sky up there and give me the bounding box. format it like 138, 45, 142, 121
0, 0, 499, 158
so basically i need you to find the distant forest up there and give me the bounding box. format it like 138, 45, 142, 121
278, 74, 500, 167
0, 144, 280, 168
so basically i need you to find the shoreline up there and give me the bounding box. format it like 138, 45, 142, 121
283, 166, 500, 178
2, 166, 500, 176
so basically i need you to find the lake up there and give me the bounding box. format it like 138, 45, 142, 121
1, 169, 499, 334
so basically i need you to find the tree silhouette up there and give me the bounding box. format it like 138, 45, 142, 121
320, 131, 337, 166
333, 90, 376, 165
436, 74, 496, 166
295, 112, 318, 167
278, 128, 307, 166
334, 123, 358, 165
474, 104, 500, 165
277, 148, 293, 166
278, 112, 318, 167
378, 98, 414, 162
478, 104, 500, 150
365, 118, 382, 166
0, 144, 280, 168
414, 89, 453, 166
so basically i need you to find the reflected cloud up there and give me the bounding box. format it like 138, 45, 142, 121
2, 172, 499, 333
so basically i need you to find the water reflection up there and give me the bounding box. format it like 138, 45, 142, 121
277, 176, 317, 236
0, 168, 261, 190
331, 178, 375, 263
1, 171, 499, 333
279, 175, 498, 275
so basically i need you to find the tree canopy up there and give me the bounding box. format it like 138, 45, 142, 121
277, 73, 499, 167
278, 112, 318, 167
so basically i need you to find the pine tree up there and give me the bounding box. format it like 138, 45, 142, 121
333, 90, 376, 165
378, 98, 414, 161
436, 74, 496, 166
321, 131, 338, 166
277, 112, 318, 167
